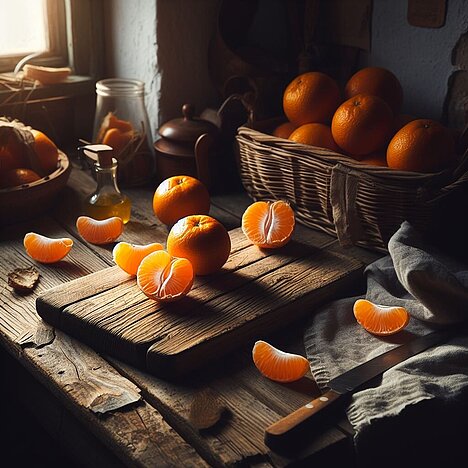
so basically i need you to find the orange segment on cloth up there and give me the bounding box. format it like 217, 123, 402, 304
353, 299, 410, 336
242, 200, 295, 249
137, 250, 194, 301
113, 242, 164, 275
167, 214, 231, 276
252, 340, 309, 383
24, 232, 73, 263
76, 216, 123, 245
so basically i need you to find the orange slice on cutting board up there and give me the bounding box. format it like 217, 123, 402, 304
137, 250, 194, 301
76, 216, 123, 245
353, 299, 410, 336
242, 200, 295, 249
113, 242, 163, 275
23, 232, 73, 263
252, 340, 309, 383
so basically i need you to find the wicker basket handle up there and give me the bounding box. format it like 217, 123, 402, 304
330, 163, 364, 247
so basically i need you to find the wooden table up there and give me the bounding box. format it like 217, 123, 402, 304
0, 161, 380, 467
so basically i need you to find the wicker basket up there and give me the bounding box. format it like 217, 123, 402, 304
236, 123, 468, 252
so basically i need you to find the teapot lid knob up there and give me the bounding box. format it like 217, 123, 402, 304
182, 103, 195, 120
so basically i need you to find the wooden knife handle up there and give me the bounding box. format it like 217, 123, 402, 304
264, 389, 345, 449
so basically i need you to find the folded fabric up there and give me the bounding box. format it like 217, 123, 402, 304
303, 221, 468, 465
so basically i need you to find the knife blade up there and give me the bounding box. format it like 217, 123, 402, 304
264, 328, 453, 449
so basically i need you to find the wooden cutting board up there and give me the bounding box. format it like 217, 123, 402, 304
36, 227, 364, 378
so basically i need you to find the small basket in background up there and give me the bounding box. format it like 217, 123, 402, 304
236, 122, 468, 252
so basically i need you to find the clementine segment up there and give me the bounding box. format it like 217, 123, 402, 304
167, 214, 231, 276
283, 72, 341, 126
153, 175, 210, 226
331, 94, 393, 157
252, 340, 309, 383
345, 67, 403, 115
272, 121, 297, 139
113, 242, 164, 275
24, 232, 73, 263
353, 299, 410, 336
386, 119, 455, 173
289, 123, 340, 152
76, 216, 123, 245
137, 250, 194, 301
242, 200, 295, 249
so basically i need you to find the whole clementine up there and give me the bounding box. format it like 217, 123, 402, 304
31, 129, 59, 174
289, 123, 340, 152
331, 94, 393, 157
272, 121, 297, 139
167, 214, 231, 275
153, 175, 210, 226
0, 168, 41, 188
345, 67, 403, 115
387, 119, 455, 173
283, 72, 341, 126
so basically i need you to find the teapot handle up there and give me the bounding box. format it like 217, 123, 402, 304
194, 133, 214, 190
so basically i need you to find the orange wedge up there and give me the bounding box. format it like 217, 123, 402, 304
137, 250, 194, 301
76, 216, 123, 245
353, 299, 410, 336
112, 242, 163, 275
23, 232, 73, 263
252, 340, 309, 383
242, 200, 295, 249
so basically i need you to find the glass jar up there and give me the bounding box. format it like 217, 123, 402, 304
93, 78, 155, 187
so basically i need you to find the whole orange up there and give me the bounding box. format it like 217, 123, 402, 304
283, 72, 341, 126
289, 123, 340, 152
272, 121, 297, 139
153, 175, 210, 226
167, 214, 231, 275
0, 168, 41, 188
331, 94, 393, 157
31, 129, 59, 174
387, 119, 455, 173
345, 67, 403, 115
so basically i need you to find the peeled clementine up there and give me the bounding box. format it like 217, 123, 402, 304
387, 119, 455, 173
272, 121, 297, 139
331, 94, 393, 157
167, 214, 231, 276
31, 129, 59, 174
289, 123, 340, 152
137, 250, 194, 301
242, 200, 295, 249
153, 175, 210, 226
252, 340, 309, 383
283, 72, 341, 126
345, 67, 403, 115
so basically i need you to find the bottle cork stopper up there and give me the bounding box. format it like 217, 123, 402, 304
78, 144, 115, 167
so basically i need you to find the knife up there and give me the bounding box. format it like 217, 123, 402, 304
264, 328, 453, 449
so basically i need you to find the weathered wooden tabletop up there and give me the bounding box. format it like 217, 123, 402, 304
0, 160, 380, 467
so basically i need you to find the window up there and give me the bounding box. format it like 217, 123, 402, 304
0, 0, 68, 73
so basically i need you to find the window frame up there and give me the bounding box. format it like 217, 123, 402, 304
0, 0, 68, 73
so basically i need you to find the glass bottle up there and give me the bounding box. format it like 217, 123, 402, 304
80, 144, 131, 224
92, 78, 155, 187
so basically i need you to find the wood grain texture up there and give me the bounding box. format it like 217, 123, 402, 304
36, 225, 359, 378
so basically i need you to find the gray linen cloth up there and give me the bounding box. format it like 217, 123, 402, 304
304, 221, 468, 465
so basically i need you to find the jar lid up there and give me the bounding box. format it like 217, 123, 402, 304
158, 104, 218, 144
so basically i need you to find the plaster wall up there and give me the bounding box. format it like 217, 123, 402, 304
103, 0, 159, 136
366, 0, 468, 121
